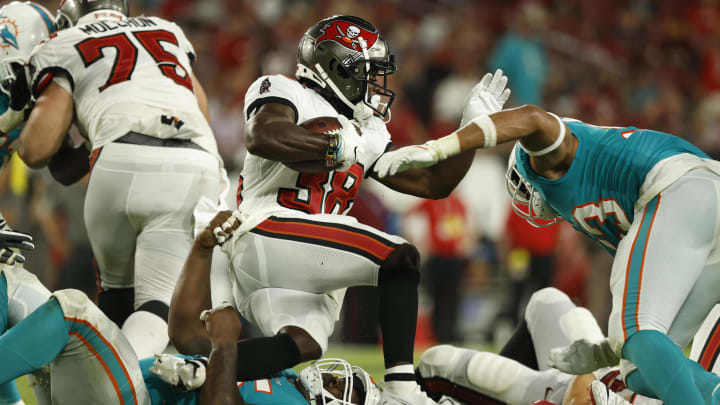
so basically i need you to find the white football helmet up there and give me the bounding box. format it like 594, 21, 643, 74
300, 358, 381, 405
506, 143, 562, 227
0, 1, 55, 100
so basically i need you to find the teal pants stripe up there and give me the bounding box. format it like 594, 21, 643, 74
622, 194, 661, 339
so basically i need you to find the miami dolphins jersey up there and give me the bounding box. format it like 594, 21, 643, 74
140, 356, 310, 405
0, 92, 22, 171
515, 118, 708, 252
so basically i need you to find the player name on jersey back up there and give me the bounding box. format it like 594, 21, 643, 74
77, 16, 158, 35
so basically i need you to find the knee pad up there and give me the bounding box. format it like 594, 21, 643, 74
559, 307, 605, 343
379, 244, 420, 283
525, 287, 573, 323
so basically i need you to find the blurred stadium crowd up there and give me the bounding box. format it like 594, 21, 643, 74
4, 0, 720, 347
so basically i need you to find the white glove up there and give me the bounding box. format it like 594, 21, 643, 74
460, 69, 511, 127
589, 380, 633, 405
336, 115, 363, 171
150, 354, 207, 391
548, 338, 620, 375
373, 143, 439, 178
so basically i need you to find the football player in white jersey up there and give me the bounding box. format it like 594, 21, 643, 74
168, 16, 511, 405
15, 0, 226, 360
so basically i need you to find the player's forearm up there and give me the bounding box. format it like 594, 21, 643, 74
168, 241, 213, 356
376, 149, 475, 199
455, 104, 550, 151
197, 343, 246, 405
18, 83, 74, 169
245, 115, 329, 162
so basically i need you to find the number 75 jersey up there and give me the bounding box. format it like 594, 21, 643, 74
28, 16, 218, 156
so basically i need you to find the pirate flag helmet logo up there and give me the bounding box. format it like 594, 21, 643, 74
296, 15, 396, 121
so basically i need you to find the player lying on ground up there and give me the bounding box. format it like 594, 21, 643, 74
169, 15, 510, 405
417, 287, 720, 405
374, 78, 720, 405
0, 234, 381, 404
16, 0, 228, 361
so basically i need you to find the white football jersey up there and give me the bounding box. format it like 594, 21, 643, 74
238, 75, 391, 221
29, 15, 219, 158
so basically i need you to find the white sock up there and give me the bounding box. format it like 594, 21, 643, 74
122, 310, 169, 360
384, 364, 417, 394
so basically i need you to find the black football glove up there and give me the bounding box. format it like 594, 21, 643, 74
0, 219, 34, 265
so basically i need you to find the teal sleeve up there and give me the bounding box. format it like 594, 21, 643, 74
0, 298, 68, 384
0, 273, 7, 333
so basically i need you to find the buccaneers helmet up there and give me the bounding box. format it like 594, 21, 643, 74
296, 15, 396, 121
300, 358, 381, 405
56, 0, 128, 29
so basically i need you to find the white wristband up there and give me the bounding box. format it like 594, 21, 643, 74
469, 114, 497, 148
519, 112, 566, 157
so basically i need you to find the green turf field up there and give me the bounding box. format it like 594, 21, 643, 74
17, 344, 491, 404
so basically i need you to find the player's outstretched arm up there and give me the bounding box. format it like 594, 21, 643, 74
17, 82, 74, 169
370, 148, 476, 199
197, 307, 247, 405
169, 210, 241, 356
368, 69, 514, 198
374, 104, 575, 181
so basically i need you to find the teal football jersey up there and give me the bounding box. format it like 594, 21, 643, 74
0, 92, 22, 170
515, 118, 708, 252
140, 356, 310, 405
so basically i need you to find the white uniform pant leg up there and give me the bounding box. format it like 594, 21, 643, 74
524, 287, 577, 371
608, 170, 720, 355
85, 143, 221, 307
225, 213, 408, 353
51, 289, 150, 405
84, 158, 137, 291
